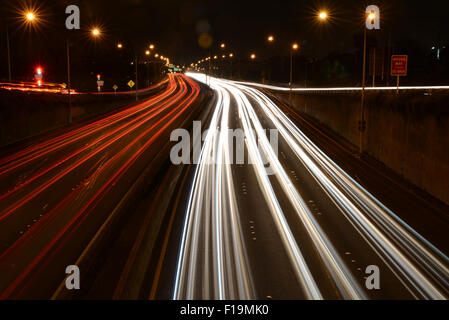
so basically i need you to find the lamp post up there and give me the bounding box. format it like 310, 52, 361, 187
266, 35, 275, 83
360, 12, 376, 154
5, 11, 38, 82
66, 38, 72, 123
229, 53, 234, 79
67, 27, 101, 124
6, 25, 11, 82
290, 43, 299, 104
135, 53, 139, 101
315, 8, 376, 154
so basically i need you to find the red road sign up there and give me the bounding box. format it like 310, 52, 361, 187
391, 55, 408, 76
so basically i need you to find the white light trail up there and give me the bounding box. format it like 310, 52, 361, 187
176, 73, 449, 300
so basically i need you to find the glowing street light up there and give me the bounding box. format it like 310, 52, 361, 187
319, 11, 328, 20
250, 53, 256, 59
268, 35, 274, 42
145, 50, 150, 55
292, 43, 299, 50
92, 28, 101, 37
149, 44, 155, 50
220, 43, 226, 49
229, 53, 234, 58
117, 43, 123, 49
155, 53, 159, 58
26, 12, 36, 21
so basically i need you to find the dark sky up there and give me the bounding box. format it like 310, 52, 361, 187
1, 0, 449, 68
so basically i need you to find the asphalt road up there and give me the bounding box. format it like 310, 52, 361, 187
157, 74, 449, 300
0, 73, 201, 299
1, 72, 448, 300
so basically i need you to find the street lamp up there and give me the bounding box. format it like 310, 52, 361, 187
145, 50, 150, 55
268, 35, 274, 42
220, 43, 226, 49
26, 12, 36, 21
5, 10, 40, 82
289, 43, 299, 103
359, 11, 376, 153
149, 44, 155, 50
290, 43, 299, 86
91, 28, 100, 36
117, 43, 123, 49
250, 53, 256, 59
318, 11, 328, 20
67, 27, 102, 124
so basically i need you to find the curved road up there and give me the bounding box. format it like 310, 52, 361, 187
169, 74, 449, 300
0, 74, 200, 299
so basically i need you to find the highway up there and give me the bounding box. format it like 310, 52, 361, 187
0, 73, 201, 299
166, 74, 449, 300
0, 72, 448, 300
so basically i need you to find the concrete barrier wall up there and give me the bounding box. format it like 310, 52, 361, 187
272, 90, 449, 206
0, 84, 166, 148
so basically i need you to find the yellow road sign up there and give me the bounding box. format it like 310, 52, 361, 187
127, 80, 135, 88
113, 84, 118, 90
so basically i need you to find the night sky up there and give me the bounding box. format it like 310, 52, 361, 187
1, 0, 448, 78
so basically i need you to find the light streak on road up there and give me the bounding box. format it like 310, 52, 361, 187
173, 79, 254, 300
174, 73, 449, 300
0, 82, 79, 94
230, 80, 449, 92
0, 74, 200, 299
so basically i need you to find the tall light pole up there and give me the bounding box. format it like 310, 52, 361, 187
67, 38, 72, 123
229, 53, 234, 79
266, 35, 275, 83
135, 53, 139, 101
5, 11, 38, 82
360, 12, 376, 154
6, 25, 11, 82
67, 27, 101, 124
315, 8, 375, 154
290, 43, 299, 104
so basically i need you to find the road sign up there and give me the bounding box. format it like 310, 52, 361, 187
113, 84, 118, 91
97, 80, 104, 87
391, 55, 408, 76
128, 80, 135, 88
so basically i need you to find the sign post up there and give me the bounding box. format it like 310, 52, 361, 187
391, 55, 408, 94
96, 74, 104, 92
113, 84, 118, 94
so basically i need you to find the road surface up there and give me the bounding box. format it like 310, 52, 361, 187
165, 74, 449, 300
0, 73, 200, 299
